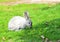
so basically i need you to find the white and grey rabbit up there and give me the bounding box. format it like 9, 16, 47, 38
8, 11, 32, 31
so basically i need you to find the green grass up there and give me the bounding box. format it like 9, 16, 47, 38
0, 0, 18, 2
0, 4, 60, 42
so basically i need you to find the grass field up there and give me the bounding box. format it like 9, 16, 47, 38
0, 4, 60, 42
0, 0, 18, 2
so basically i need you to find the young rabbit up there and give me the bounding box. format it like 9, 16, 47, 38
8, 11, 32, 31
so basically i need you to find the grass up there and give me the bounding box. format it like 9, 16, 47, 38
0, 4, 60, 42
0, 0, 19, 2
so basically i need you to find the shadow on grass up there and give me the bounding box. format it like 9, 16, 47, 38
33, 18, 60, 41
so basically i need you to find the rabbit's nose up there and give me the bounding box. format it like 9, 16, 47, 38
30, 25, 32, 28
30, 23, 32, 28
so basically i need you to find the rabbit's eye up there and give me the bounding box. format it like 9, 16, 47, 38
29, 22, 31, 24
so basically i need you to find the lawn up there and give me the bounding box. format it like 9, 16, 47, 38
0, 4, 60, 42
0, 0, 19, 2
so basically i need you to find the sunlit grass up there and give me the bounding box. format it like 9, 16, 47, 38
0, 0, 19, 2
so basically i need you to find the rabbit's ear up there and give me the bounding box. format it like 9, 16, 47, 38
23, 11, 29, 20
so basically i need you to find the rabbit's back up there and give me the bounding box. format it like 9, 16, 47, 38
8, 16, 26, 30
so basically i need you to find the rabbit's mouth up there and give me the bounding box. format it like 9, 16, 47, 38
29, 24, 32, 28
30, 22, 32, 28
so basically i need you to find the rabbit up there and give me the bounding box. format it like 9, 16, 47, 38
8, 11, 32, 31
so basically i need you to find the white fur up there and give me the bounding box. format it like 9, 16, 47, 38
8, 16, 27, 31
8, 11, 32, 31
